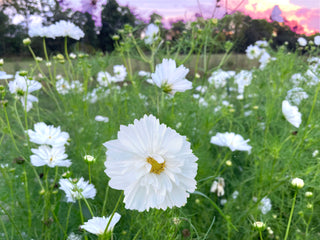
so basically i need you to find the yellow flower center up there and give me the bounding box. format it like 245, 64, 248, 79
147, 157, 165, 174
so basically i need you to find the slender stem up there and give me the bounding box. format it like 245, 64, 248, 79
284, 191, 297, 240
0, 202, 23, 240
0, 212, 9, 240
88, 163, 91, 184
78, 200, 88, 240
102, 185, 110, 216
259, 230, 264, 240
81, 197, 94, 217
64, 204, 73, 234
104, 191, 123, 235
23, 165, 32, 230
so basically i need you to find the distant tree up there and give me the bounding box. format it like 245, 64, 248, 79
98, 0, 137, 52
0, 10, 27, 56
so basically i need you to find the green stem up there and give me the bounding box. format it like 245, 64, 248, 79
102, 185, 110, 216
284, 191, 297, 240
78, 200, 88, 240
22, 165, 32, 230
104, 191, 123, 235
259, 230, 264, 240
0, 202, 23, 240
81, 197, 94, 217
88, 164, 91, 184
64, 204, 73, 234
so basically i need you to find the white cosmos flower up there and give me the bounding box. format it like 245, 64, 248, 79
56, 78, 71, 95
282, 100, 302, 128
245, 45, 263, 59
0, 71, 13, 79
59, 177, 96, 202
234, 70, 252, 94
314, 36, 320, 46
113, 65, 127, 82
53, 20, 84, 40
286, 87, 308, 106
151, 58, 192, 95
297, 37, 307, 47
104, 114, 198, 212
210, 177, 225, 196
97, 71, 115, 87
81, 213, 121, 235
95, 115, 109, 122
27, 122, 69, 147
258, 197, 272, 214
31, 145, 71, 168
8, 72, 42, 111
144, 23, 159, 44
210, 132, 252, 153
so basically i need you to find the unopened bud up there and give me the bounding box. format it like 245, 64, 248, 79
23, 38, 31, 45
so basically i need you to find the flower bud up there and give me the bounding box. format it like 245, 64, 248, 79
0, 59, 4, 66
291, 178, 304, 189
35, 57, 43, 62
23, 38, 31, 45
253, 221, 266, 230
19, 71, 28, 77
305, 191, 313, 198
84, 155, 96, 163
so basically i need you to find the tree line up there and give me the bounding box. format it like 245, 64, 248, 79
0, 0, 316, 57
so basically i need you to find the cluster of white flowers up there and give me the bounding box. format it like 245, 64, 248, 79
29, 20, 84, 40
56, 78, 83, 95
8, 72, 42, 112
208, 69, 235, 88
97, 65, 127, 86
234, 70, 253, 95
28, 122, 71, 167
245, 41, 275, 69
59, 177, 96, 202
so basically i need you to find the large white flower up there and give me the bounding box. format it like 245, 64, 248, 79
151, 58, 192, 95
210, 132, 252, 153
27, 122, 69, 147
80, 213, 121, 235
31, 145, 71, 168
282, 100, 302, 128
104, 115, 198, 211
59, 177, 96, 202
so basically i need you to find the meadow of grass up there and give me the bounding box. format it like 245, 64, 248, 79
0, 23, 320, 240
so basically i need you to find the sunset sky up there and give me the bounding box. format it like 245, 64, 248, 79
117, 0, 320, 35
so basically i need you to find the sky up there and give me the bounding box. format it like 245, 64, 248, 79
117, 0, 320, 35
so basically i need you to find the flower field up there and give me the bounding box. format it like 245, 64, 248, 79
0, 18, 320, 240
